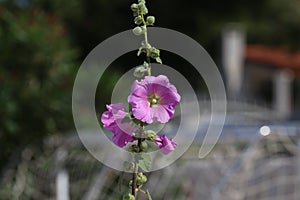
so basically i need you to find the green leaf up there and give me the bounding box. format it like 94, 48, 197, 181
137, 47, 143, 56
136, 153, 152, 172
134, 66, 148, 78
156, 57, 162, 64
146, 190, 153, 200
123, 161, 135, 172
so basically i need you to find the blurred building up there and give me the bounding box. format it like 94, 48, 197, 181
245, 45, 300, 119
222, 26, 300, 119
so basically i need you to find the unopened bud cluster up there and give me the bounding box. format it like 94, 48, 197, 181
131, 0, 162, 72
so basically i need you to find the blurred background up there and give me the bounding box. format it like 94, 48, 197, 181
0, 0, 300, 199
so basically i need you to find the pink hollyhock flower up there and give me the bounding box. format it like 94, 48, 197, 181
101, 103, 134, 147
128, 75, 180, 124
155, 135, 177, 154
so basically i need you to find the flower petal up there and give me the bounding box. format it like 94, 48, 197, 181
101, 103, 135, 147
155, 135, 177, 154
150, 105, 171, 123
112, 131, 134, 147
128, 75, 180, 123
101, 110, 115, 130
131, 100, 151, 123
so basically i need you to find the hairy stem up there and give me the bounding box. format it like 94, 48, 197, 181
132, 131, 143, 198
132, 163, 138, 197
141, 16, 151, 76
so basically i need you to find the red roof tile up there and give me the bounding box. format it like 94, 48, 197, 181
245, 45, 300, 72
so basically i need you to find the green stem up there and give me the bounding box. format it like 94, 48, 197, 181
138, 188, 146, 194
132, 163, 138, 198
141, 16, 151, 76
132, 124, 144, 199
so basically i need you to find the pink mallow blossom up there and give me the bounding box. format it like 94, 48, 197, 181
101, 103, 134, 147
155, 135, 177, 154
128, 75, 180, 124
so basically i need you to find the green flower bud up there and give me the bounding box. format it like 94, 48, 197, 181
134, 16, 143, 25
146, 16, 155, 26
137, 172, 147, 185
130, 144, 140, 153
133, 26, 143, 36
130, 3, 138, 11
150, 47, 160, 59
132, 10, 139, 17
143, 61, 149, 67
138, 3, 148, 15
146, 130, 157, 141
141, 40, 151, 49
129, 180, 133, 187
123, 193, 135, 200
140, 141, 148, 151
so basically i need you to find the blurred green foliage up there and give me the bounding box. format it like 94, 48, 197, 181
0, 6, 77, 167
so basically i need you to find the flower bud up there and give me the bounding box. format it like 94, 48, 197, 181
150, 47, 160, 59
143, 61, 149, 67
134, 16, 143, 25
140, 141, 148, 151
129, 180, 133, 187
130, 3, 138, 11
130, 144, 139, 153
146, 130, 157, 141
133, 26, 143, 36
138, 3, 148, 15
146, 16, 155, 26
123, 193, 135, 200
137, 172, 147, 185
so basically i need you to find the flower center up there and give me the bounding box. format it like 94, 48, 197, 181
147, 94, 160, 107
